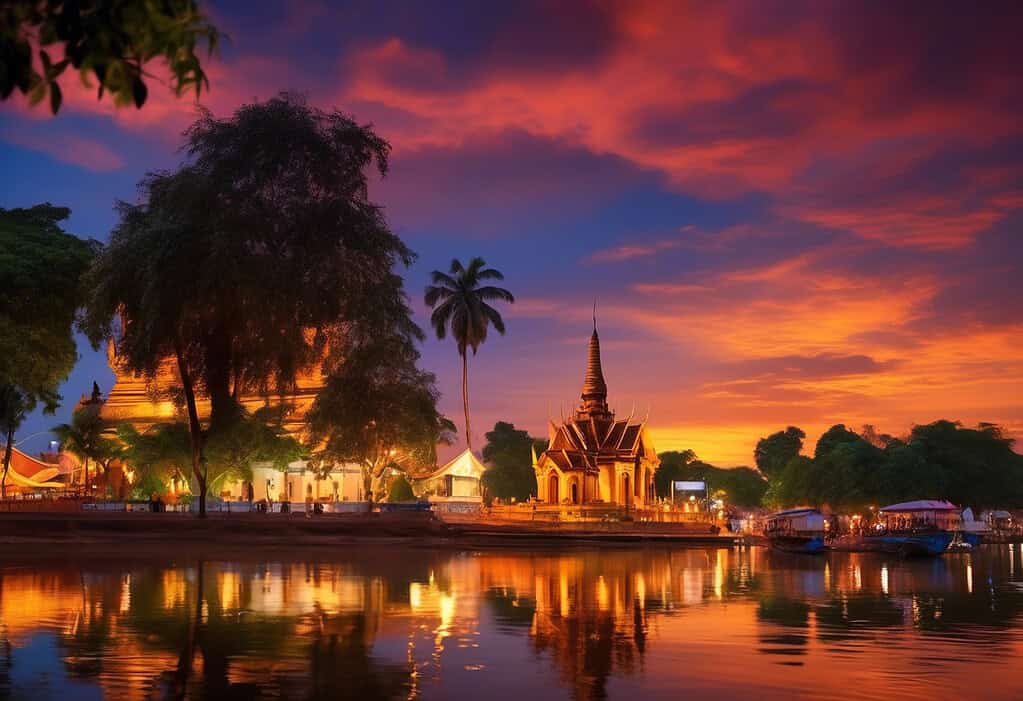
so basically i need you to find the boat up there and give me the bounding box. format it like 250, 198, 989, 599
764, 508, 826, 554
865, 500, 959, 556
947, 532, 973, 552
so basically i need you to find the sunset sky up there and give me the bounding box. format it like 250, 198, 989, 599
3, 0, 1021, 466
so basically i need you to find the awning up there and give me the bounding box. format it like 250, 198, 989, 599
879, 500, 959, 512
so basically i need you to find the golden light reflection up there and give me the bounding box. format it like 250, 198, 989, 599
0, 547, 1020, 700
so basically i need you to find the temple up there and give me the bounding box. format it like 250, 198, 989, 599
98, 341, 365, 504
533, 323, 658, 507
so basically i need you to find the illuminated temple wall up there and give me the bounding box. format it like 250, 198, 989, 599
99, 342, 369, 501
99, 342, 324, 440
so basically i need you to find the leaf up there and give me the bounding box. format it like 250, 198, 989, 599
49, 81, 62, 114
132, 76, 148, 108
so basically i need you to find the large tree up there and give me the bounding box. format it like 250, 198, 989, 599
907, 420, 1023, 509
0, 204, 96, 498
307, 336, 456, 503
424, 257, 514, 452
480, 421, 544, 502
82, 94, 419, 514
754, 426, 805, 479
1, 0, 220, 114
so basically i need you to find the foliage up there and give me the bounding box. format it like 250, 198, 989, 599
1, 0, 220, 113
204, 407, 304, 494
765, 421, 1023, 510
654, 450, 768, 507
424, 257, 514, 450
0, 204, 96, 497
907, 421, 1023, 510
653, 449, 697, 498
52, 403, 119, 490
387, 474, 415, 502
813, 423, 862, 459
117, 411, 302, 498
307, 335, 456, 503
118, 421, 191, 496
81, 94, 417, 514
753, 426, 805, 479
480, 421, 543, 502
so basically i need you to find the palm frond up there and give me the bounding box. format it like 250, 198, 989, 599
477, 268, 504, 281
428, 271, 459, 288
424, 284, 452, 307
430, 298, 456, 340
480, 301, 506, 334
475, 286, 515, 303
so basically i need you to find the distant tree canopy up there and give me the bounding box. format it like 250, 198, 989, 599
764, 421, 1023, 511
754, 426, 805, 479
654, 450, 768, 507
480, 421, 544, 502
1, 0, 220, 113
81, 93, 420, 514
0, 204, 97, 497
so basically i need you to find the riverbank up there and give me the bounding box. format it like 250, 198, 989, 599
0, 511, 737, 549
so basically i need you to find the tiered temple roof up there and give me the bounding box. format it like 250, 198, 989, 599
540, 326, 650, 473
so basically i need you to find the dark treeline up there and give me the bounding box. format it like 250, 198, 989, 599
759, 421, 1023, 511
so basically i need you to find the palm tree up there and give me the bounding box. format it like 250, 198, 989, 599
53, 404, 116, 496
424, 258, 514, 452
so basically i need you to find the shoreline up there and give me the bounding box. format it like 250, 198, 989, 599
0, 511, 738, 552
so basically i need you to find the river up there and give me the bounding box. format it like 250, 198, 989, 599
1, 544, 1021, 700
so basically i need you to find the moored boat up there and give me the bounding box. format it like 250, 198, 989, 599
865, 500, 959, 556
765, 508, 826, 554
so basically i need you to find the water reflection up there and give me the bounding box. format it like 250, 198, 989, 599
0, 544, 1021, 700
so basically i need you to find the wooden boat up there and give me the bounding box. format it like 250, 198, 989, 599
862, 500, 959, 556
764, 508, 826, 554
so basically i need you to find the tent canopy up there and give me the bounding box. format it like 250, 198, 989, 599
421, 449, 486, 481
2, 446, 65, 489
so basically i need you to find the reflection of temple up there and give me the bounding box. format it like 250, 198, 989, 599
533, 324, 658, 506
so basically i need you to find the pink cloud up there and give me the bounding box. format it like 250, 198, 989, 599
2, 126, 124, 171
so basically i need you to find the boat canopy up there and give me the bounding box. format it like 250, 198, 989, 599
770, 507, 821, 517
879, 500, 958, 512
767, 508, 824, 532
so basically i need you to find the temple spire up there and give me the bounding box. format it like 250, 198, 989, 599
578, 310, 610, 418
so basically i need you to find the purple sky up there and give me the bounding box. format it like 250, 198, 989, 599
3, 0, 1022, 465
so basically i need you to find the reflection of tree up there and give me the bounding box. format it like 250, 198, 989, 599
756, 595, 810, 660
484, 588, 536, 630
815, 595, 905, 642
0, 632, 11, 692
306, 613, 410, 700
57, 571, 121, 678
152, 561, 294, 699
913, 588, 1023, 635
